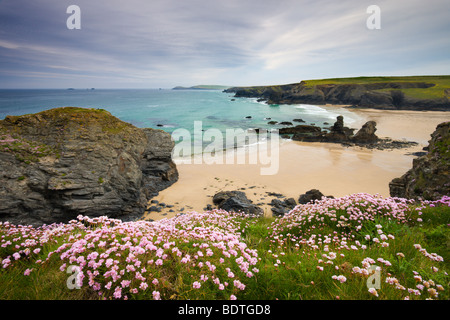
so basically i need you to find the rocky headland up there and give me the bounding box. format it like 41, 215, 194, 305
0, 107, 178, 226
225, 76, 450, 111
389, 121, 450, 200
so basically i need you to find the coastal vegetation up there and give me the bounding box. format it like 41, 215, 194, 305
1, 193, 448, 300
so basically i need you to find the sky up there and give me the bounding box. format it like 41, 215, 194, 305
0, 0, 449, 89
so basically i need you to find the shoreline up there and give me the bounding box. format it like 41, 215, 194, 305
142, 106, 449, 221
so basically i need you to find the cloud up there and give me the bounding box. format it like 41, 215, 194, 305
0, 0, 449, 88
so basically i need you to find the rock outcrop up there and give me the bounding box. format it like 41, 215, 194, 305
0, 107, 178, 226
279, 116, 416, 150
389, 122, 450, 200
298, 189, 334, 204
212, 191, 263, 216
351, 121, 378, 143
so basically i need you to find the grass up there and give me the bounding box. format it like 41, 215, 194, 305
1, 193, 449, 300
302, 75, 450, 100
0, 129, 57, 163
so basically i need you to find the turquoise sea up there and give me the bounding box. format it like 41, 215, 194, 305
0, 89, 362, 151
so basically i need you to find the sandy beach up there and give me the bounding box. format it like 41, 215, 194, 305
142, 107, 449, 221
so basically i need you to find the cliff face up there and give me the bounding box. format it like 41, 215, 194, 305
389, 121, 450, 200
0, 107, 178, 226
225, 76, 450, 111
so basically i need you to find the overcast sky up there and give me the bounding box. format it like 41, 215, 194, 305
0, 0, 449, 88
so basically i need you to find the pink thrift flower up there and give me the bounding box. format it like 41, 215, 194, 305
152, 290, 161, 300
24, 268, 33, 276
113, 287, 122, 299
140, 282, 148, 290
368, 288, 378, 297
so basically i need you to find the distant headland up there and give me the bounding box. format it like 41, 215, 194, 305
224, 75, 450, 111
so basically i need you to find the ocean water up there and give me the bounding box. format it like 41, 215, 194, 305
0, 89, 362, 151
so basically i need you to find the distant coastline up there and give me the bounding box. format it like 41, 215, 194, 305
224, 75, 450, 111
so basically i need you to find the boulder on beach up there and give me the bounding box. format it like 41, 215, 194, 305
213, 191, 263, 216
270, 197, 297, 216
298, 189, 333, 204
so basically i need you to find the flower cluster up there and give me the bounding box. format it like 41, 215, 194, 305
1, 211, 259, 300
264, 193, 448, 300
1, 192, 448, 300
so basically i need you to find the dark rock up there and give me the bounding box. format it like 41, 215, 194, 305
298, 189, 327, 204
351, 121, 378, 143
148, 206, 161, 212
293, 119, 306, 123
322, 116, 355, 142
389, 121, 450, 200
266, 192, 285, 198
279, 125, 322, 135
245, 116, 252, 119
213, 191, 263, 216
279, 121, 293, 126
0, 107, 178, 226
270, 197, 297, 217
267, 121, 278, 125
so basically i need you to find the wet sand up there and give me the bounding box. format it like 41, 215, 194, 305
142, 107, 449, 221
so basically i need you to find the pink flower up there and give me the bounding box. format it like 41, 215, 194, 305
368, 288, 378, 297
193, 281, 201, 289
24, 268, 33, 276
152, 290, 161, 300
113, 287, 122, 299
230, 294, 237, 300
140, 282, 148, 290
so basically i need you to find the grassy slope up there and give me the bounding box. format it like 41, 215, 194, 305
231, 76, 450, 100
303, 75, 450, 100
1, 194, 449, 300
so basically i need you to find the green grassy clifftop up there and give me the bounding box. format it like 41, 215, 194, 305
225, 76, 450, 111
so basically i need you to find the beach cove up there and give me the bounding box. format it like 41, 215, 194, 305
144, 106, 449, 220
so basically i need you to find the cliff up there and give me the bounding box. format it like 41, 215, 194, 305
0, 107, 178, 226
224, 76, 450, 111
389, 121, 450, 200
